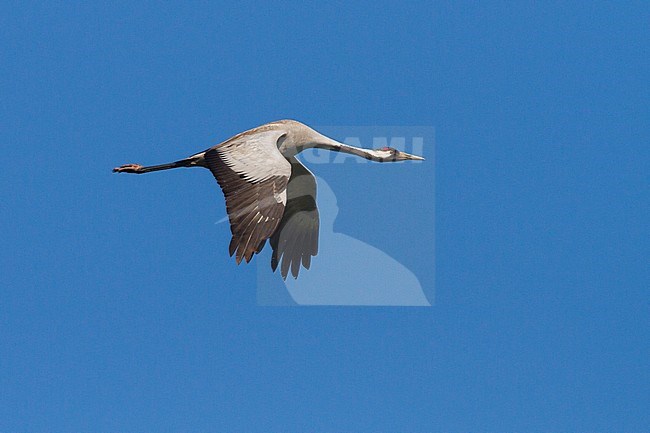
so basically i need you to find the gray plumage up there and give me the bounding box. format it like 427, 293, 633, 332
113, 119, 424, 279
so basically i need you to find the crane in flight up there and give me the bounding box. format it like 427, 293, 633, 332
113, 120, 424, 279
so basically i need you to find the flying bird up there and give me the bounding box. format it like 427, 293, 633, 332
113, 120, 424, 279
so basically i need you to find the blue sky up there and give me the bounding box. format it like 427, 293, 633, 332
1, 1, 648, 432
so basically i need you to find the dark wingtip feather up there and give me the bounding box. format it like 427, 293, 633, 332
228, 237, 237, 257
291, 258, 301, 279
256, 239, 267, 253
235, 244, 244, 264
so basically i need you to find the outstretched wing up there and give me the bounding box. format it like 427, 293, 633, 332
270, 157, 320, 279
204, 129, 291, 264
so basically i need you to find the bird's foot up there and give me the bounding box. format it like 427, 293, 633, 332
113, 163, 144, 173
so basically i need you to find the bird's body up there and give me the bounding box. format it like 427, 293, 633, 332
114, 120, 423, 279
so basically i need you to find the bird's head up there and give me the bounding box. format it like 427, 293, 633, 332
373, 147, 425, 162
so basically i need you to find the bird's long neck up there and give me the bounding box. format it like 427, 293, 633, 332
310, 137, 384, 162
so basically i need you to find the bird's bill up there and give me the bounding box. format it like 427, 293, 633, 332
396, 151, 425, 161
